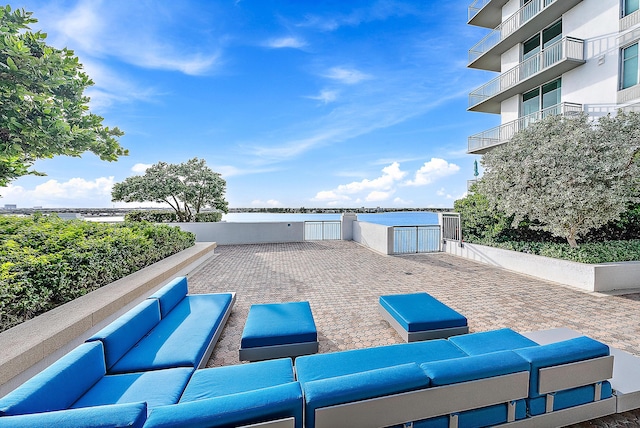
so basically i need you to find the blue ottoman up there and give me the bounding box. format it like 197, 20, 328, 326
379, 293, 468, 342
239, 301, 319, 362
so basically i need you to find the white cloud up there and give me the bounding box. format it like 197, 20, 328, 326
436, 188, 445, 196
131, 163, 152, 174
0, 177, 116, 208
324, 67, 372, 84
313, 162, 406, 204
265, 37, 307, 49
405, 158, 460, 186
307, 89, 339, 104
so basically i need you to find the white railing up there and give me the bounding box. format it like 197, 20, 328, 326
442, 213, 462, 244
469, 37, 584, 109
468, 102, 583, 152
304, 221, 341, 240
621, 9, 640, 32
469, 0, 558, 64
468, 0, 491, 22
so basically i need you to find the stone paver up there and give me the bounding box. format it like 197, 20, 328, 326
188, 241, 640, 427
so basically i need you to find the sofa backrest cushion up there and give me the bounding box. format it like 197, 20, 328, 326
295, 339, 466, 385
0, 342, 106, 416
87, 299, 161, 370
0, 402, 147, 428
148, 277, 188, 318
145, 383, 303, 428
514, 336, 610, 398
421, 350, 529, 386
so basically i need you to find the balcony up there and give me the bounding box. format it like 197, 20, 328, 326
620, 9, 640, 32
468, 0, 583, 72
467, 102, 583, 154
468, 37, 585, 114
468, 0, 509, 29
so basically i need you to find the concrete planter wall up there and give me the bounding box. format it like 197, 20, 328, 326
353, 221, 394, 255
176, 222, 305, 245
444, 241, 640, 293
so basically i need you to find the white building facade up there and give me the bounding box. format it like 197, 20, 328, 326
467, 0, 640, 157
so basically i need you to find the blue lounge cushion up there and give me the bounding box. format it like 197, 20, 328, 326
145, 383, 304, 428
514, 336, 610, 398
108, 293, 233, 373
303, 363, 430, 428
71, 367, 192, 411
295, 339, 467, 385
181, 358, 295, 402
421, 350, 529, 386
0, 341, 106, 416
528, 382, 613, 415
241, 302, 317, 348
448, 328, 539, 355
87, 299, 161, 370
380, 293, 467, 332
148, 277, 189, 318
0, 402, 147, 428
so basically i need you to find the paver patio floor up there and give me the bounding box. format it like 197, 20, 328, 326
188, 241, 640, 427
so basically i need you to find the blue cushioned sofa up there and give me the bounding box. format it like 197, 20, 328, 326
0, 277, 304, 428
0, 340, 303, 427
295, 328, 615, 428
88, 276, 235, 373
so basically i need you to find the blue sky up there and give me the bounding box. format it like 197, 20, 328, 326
1, 0, 496, 209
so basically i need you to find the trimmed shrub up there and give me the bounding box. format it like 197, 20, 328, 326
124, 210, 178, 223
195, 212, 222, 222
0, 215, 195, 332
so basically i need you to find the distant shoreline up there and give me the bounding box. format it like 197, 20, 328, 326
1, 207, 454, 217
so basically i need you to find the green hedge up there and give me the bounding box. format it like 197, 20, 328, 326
0, 214, 195, 332
125, 210, 222, 223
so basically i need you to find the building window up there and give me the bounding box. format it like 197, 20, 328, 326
623, 0, 640, 17
522, 78, 562, 116
622, 43, 639, 89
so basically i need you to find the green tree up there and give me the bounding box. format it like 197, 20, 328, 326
111, 158, 228, 222
0, 6, 126, 187
478, 112, 640, 248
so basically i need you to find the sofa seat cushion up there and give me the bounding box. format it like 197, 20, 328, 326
0, 341, 106, 416
145, 383, 303, 428
180, 358, 295, 402
148, 277, 189, 318
241, 302, 317, 348
379, 293, 467, 332
87, 299, 161, 371
295, 339, 466, 385
448, 328, 538, 355
109, 293, 233, 373
303, 363, 430, 428
528, 382, 613, 416
514, 336, 610, 398
71, 367, 192, 411
421, 350, 529, 387
0, 402, 148, 428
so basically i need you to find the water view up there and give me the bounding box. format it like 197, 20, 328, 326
221, 211, 440, 226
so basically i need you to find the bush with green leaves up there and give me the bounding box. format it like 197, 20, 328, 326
0, 214, 195, 332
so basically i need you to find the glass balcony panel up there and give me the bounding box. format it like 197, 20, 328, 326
467, 102, 583, 154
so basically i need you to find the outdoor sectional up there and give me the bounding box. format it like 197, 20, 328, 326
295, 328, 615, 428
0, 277, 303, 428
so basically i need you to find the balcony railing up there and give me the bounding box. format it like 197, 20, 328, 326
620, 9, 640, 32
469, 37, 584, 110
468, 102, 583, 154
468, 0, 491, 22
469, 0, 558, 65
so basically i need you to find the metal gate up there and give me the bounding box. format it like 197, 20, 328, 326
304, 221, 341, 240
393, 225, 441, 254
